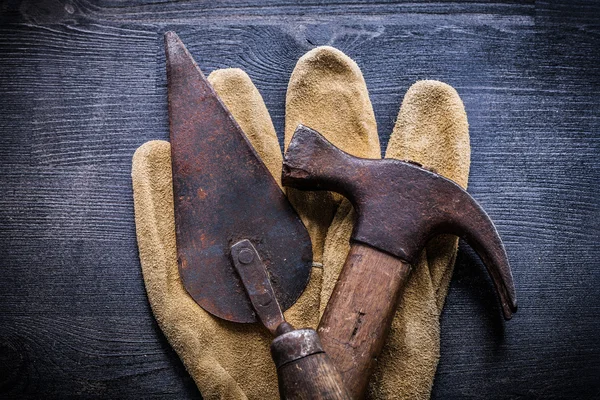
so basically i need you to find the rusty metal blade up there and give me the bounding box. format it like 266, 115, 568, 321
165, 31, 312, 323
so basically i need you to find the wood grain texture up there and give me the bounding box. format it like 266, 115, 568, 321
0, 0, 598, 398
277, 353, 350, 399
318, 244, 411, 399
273, 330, 351, 400
270, 326, 350, 399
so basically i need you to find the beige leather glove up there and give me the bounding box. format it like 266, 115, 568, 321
132, 46, 468, 399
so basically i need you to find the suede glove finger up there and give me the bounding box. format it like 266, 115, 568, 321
386, 80, 470, 311
369, 80, 470, 399
284, 47, 381, 318
285, 46, 380, 270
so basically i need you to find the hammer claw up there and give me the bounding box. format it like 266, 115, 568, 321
449, 191, 518, 319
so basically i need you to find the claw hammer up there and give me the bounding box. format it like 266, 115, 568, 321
282, 125, 518, 399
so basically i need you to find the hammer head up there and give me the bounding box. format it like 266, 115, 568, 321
282, 125, 517, 320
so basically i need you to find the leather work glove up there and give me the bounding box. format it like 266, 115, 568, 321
132, 46, 468, 400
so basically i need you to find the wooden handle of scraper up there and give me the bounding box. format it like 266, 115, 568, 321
271, 324, 351, 399
317, 243, 412, 399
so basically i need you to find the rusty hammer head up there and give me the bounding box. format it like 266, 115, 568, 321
282, 125, 517, 320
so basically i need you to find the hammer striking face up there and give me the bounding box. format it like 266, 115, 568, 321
282, 125, 517, 398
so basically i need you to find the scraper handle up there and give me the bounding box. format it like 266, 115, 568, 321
271, 323, 351, 400
231, 240, 350, 398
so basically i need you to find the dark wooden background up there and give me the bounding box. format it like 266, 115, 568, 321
1, 0, 598, 398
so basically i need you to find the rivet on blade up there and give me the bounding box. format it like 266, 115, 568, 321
238, 248, 255, 264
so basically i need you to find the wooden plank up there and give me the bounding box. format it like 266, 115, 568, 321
0, 1, 598, 398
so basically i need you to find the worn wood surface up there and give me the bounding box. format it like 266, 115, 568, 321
277, 353, 351, 400
318, 244, 412, 399
0, 0, 598, 398
273, 330, 351, 400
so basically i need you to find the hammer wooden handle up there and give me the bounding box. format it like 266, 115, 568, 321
318, 243, 411, 399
